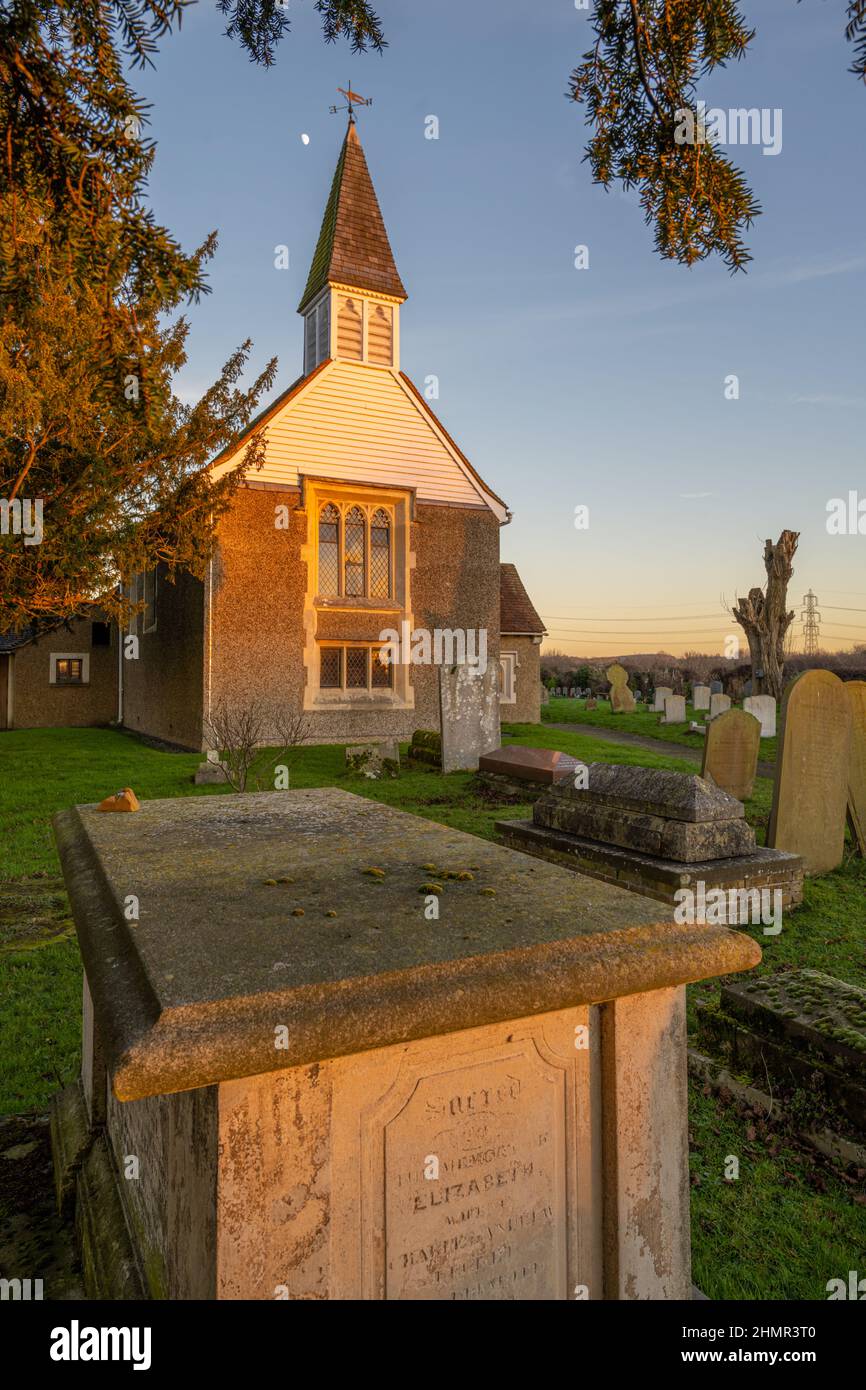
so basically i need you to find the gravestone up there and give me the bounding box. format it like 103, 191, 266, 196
660, 695, 687, 725
845, 680, 866, 856
743, 695, 776, 739
439, 663, 499, 773
708, 692, 731, 720
585, 698, 598, 711
692, 685, 711, 711
194, 750, 229, 785
710, 680, 723, 695
606, 663, 636, 714
768, 670, 852, 875
701, 709, 761, 801
652, 686, 673, 713
743, 679, 754, 698
346, 741, 400, 779
51, 788, 761, 1301
540, 685, 549, 706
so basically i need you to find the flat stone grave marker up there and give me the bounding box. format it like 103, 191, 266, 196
692, 685, 711, 711
652, 686, 673, 713
439, 663, 499, 773
479, 745, 580, 785
743, 695, 776, 739
51, 788, 760, 1302
701, 708, 761, 801
845, 679, 866, 856
585, 698, 598, 710
660, 695, 687, 725
606, 663, 636, 713
768, 669, 852, 875
346, 741, 400, 779
708, 692, 731, 720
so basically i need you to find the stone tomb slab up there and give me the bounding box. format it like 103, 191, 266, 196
701, 708, 761, 801
768, 670, 852, 875
478, 745, 580, 786
52, 788, 759, 1301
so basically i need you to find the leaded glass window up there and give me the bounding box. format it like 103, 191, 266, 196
344, 506, 366, 597
371, 647, 392, 689
346, 646, 368, 688
320, 647, 342, 688
370, 508, 391, 598
319, 503, 340, 596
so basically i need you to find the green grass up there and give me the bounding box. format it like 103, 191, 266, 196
542, 695, 778, 763
1, 723, 863, 1299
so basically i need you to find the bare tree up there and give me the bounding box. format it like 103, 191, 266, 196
204, 699, 311, 792
728, 531, 800, 699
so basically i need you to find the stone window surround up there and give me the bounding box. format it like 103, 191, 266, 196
300, 477, 416, 713
50, 652, 90, 685
499, 650, 517, 704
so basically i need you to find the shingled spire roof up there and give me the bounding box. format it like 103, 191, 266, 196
298, 119, 407, 313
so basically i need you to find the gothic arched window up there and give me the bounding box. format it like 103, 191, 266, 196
344, 506, 366, 596
318, 503, 340, 596
370, 508, 391, 598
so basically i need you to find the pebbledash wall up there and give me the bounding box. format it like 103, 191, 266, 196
8, 615, 117, 729
122, 568, 206, 752
206, 483, 501, 748
500, 634, 542, 725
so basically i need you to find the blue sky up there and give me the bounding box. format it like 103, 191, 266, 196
136, 0, 866, 655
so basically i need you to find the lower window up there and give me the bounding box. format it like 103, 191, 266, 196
319, 645, 393, 693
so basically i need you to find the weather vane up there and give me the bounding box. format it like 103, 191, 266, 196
329, 85, 372, 122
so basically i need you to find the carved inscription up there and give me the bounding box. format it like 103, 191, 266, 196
383, 1050, 566, 1300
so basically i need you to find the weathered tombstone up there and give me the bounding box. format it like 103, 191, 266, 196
743, 695, 776, 739
540, 685, 549, 706
607, 663, 636, 714
439, 664, 500, 773
845, 680, 866, 856
692, 685, 711, 711
51, 788, 760, 1301
743, 679, 754, 698
701, 709, 761, 801
710, 680, 723, 695
194, 749, 230, 785
708, 692, 731, 721
652, 686, 673, 713
585, 698, 598, 711
346, 741, 400, 779
768, 670, 852, 875
660, 695, 687, 725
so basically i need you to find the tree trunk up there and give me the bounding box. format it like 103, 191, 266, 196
731, 531, 799, 700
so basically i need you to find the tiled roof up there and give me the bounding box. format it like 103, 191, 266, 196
0, 627, 35, 652
298, 120, 407, 312
500, 564, 546, 635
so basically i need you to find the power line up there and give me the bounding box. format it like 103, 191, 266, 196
802, 590, 821, 656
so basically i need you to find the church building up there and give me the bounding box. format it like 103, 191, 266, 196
2, 119, 545, 744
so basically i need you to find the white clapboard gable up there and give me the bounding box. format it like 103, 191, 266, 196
210, 360, 508, 520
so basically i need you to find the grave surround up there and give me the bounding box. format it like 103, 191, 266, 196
52, 788, 759, 1301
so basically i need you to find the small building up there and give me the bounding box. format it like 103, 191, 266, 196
499, 564, 547, 723
0, 612, 118, 732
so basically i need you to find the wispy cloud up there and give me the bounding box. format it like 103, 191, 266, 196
790, 393, 865, 408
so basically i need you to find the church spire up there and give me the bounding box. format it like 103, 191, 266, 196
298, 120, 407, 313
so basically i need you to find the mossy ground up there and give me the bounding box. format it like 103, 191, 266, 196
0, 723, 862, 1299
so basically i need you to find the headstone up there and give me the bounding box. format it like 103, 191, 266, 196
345, 741, 400, 779
743, 679, 754, 698
743, 695, 776, 739
710, 680, 723, 695
708, 692, 731, 721
439, 664, 499, 773
701, 709, 761, 801
606, 663, 636, 714
635, 692, 643, 703
692, 685, 711, 711
652, 686, 673, 713
660, 695, 686, 725
845, 680, 866, 856
768, 670, 852, 875
52, 787, 762, 1302
479, 745, 580, 786
540, 685, 549, 706
585, 698, 598, 711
